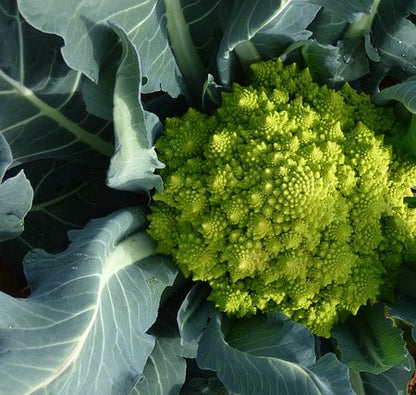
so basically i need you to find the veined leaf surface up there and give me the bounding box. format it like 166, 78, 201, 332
0, 135, 32, 242
1, 1, 113, 165
197, 312, 354, 395
0, 208, 177, 394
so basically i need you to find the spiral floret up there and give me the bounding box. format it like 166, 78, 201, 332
148, 59, 416, 337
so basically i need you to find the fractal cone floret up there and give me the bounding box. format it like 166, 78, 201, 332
148, 59, 416, 337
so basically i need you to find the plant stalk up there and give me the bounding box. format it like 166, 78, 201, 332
163, 0, 206, 105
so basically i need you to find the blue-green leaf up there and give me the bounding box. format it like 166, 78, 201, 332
181, 0, 225, 75
308, 0, 375, 22
0, 160, 137, 262
197, 312, 354, 395
202, 74, 229, 111
251, 1, 322, 60
301, 39, 370, 84
17, 0, 185, 97
177, 283, 215, 359
388, 293, 416, 343
106, 23, 164, 193
216, 0, 320, 84
1, 1, 113, 165
373, 78, 416, 112
349, 359, 414, 395
226, 313, 316, 363
0, 135, 33, 242
333, 304, 410, 375
373, 80, 416, 159
0, 208, 177, 394
308, 8, 348, 45
371, 0, 416, 78
129, 337, 186, 395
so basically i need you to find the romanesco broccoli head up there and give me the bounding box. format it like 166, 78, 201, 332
148, 59, 416, 338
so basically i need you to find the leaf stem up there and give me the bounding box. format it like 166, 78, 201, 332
348, 369, 367, 395
234, 40, 261, 76
0, 69, 113, 157
163, 0, 206, 105
344, 0, 382, 40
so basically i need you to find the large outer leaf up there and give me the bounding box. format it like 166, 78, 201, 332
181, 0, 226, 74
0, 135, 33, 242
197, 312, 354, 395
0, 1, 113, 165
107, 23, 164, 193
17, 0, 185, 97
0, 208, 177, 394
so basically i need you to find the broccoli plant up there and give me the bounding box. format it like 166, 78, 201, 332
148, 59, 416, 338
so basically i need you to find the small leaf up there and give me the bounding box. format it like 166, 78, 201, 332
251, 1, 321, 59
363, 31, 381, 62
388, 292, 416, 342
333, 304, 409, 375
301, 39, 370, 84
202, 74, 229, 111
308, 8, 348, 45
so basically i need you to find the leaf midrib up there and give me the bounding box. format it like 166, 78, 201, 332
0, 68, 113, 157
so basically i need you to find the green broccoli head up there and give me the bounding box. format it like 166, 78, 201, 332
148, 59, 416, 337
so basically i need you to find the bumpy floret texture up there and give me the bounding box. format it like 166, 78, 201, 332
148, 59, 416, 337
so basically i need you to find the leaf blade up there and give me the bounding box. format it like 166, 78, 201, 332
197, 312, 354, 395
333, 304, 410, 375
0, 135, 33, 242
0, 2, 113, 165
17, 0, 185, 97
0, 208, 177, 394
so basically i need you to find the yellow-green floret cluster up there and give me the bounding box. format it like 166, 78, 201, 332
148, 59, 416, 337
